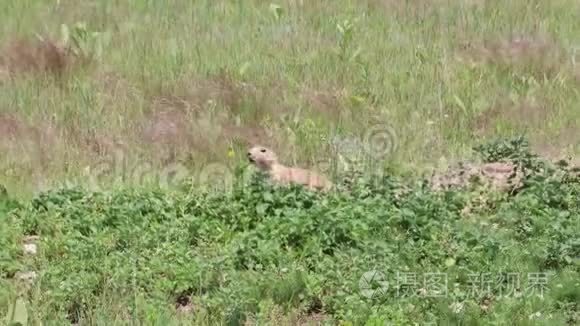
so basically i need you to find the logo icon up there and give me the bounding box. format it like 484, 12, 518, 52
363, 124, 397, 160
359, 270, 389, 299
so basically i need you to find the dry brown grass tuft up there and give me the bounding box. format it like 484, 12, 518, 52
242, 306, 331, 326
296, 312, 332, 326
458, 33, 571, 78
139, 72, 295, 162
471, 97, 550, 137
92, 70, 144, 106
301, 86, 346, 122
0, 114, 29, 139
0, 113, 57, 148
531, 125, 580, 161
82, 131, 127, 158
472, 96, 578, 159
164, 72, 296, 122
139, 103, 277, 165
149, 72, 250, 116
0, 38, 74, 78
366, 0, 486, 17
140, 107, 198, 162
220, 122, 270, 148
0, 113, 58, 173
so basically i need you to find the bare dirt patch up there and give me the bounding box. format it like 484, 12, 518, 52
174, 294, 195, 316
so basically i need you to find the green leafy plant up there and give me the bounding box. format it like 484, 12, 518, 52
1, 138, 578, 324
336, 18, 356, 61
473, 135, 541, 168
59, 22, 111, 62
269, 3, 284, 21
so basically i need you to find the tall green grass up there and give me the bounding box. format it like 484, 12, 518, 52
0, 1, 579, 194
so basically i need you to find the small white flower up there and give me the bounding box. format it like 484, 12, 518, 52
23, 243, 37, 255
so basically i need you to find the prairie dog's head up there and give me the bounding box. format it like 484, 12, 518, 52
247, 145, 279, 171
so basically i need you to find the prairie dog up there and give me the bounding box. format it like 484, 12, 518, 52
247, 145, 332, 192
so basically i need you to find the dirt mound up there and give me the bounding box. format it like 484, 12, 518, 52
429, 161, 523, 192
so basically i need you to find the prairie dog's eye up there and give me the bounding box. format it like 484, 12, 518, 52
260, 148, 267, 153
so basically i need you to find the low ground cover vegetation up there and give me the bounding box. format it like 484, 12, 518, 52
1, 138, 579, 325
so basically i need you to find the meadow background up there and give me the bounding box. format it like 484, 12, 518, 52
0, 0, 579, 325
0, 0, 578, 195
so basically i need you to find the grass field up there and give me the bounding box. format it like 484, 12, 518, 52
1, 0, 579, 325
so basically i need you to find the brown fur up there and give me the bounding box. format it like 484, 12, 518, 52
247, 145, 333, 192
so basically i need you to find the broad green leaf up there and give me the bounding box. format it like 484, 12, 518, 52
238, 61, 251, 77
5, 297, 28, 326
269, 4, 283, 20
444, 258, 456, 267
60, 24, 70, 46
453, 94, 467, 114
